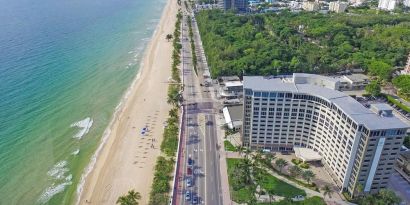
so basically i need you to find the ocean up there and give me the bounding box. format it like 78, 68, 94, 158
0, 0, 167, 204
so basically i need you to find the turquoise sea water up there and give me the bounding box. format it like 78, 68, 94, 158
0, 0, 166, 204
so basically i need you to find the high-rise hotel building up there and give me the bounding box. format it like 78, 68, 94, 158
242, 74, 409, 195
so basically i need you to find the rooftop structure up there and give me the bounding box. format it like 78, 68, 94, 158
242, 73, 409, 196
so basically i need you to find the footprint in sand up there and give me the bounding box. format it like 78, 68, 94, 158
133, 161, 138, 164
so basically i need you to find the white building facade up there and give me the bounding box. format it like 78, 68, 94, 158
242, 74, 409, 196
378, 0, 397, 10
329, 1, 348, 13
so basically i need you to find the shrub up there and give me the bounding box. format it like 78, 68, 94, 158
291, 158, 302, 165
300, 163, 310, 169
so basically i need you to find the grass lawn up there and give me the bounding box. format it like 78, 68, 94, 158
224, 140, 237, 151
256, 168, 306, 198
258, 196, 326, 205
227, 158, 255, 203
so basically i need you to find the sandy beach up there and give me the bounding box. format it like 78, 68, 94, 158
77, 0, 178, 204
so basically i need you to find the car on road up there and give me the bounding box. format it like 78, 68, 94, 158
185, 191, 191, 201
188, 157, 194, 166
192, 194, 199, 204
186, 177, 192, 187
187, 167, 192, 175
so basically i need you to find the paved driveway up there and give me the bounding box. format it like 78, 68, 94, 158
388, 171, 410, 205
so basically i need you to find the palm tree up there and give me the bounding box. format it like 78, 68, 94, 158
289, 165, 302, 178
166, 34, 173, 41
322, 185, 333, 199
116, 189, 141, 205
301, 170, 315, 184
355, 183, 364, 198
275, 158, 288, 173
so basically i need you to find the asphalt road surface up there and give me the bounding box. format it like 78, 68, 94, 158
174, 6, 223, 205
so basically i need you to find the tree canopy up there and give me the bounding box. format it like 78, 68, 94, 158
196, 10, 410, 78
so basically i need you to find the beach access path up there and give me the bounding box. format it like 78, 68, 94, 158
77, 0, 178, 204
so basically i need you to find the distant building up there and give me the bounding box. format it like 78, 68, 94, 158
219, 0, 249, 11
329, 1, 348, 12
349, 0, 366, 6
378, 0, 397, 11
302, 1, 320, 11
242, 74, 409, 196
404, 0, 410, 7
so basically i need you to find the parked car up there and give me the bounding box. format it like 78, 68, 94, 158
192, 194, 199, 204
186, 177, 192, 187
185, 191, 191, 201
187, 167, 192, 175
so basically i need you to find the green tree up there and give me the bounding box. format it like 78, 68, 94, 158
301, 170, 315, 184
166, 34, 173, 42
322, 185, 333, 199
367, 60, 392, 81
117, 190, 141, 205
275, 158, 288, 173
365, 81, 381, 96
378, 189, 401, 205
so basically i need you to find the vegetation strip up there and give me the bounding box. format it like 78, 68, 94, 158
187, 15, 198, 75
148, 10, 183, 205
196, 10, 410, 79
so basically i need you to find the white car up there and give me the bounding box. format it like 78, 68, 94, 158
186, 177, 192, 187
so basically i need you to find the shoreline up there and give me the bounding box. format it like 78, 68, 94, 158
76, 0, 178, 204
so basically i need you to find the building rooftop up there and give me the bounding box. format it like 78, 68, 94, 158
244, 74, 409, 130
401, 150, 410, 161
225, 81, 243, 87
343, 74, 369, 83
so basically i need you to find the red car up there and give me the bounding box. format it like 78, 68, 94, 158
187, 167, 192, 175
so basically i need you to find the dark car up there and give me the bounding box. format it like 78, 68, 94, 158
188, 157, 194, 166
192, 194, 198, 204
187, 167, 192, 175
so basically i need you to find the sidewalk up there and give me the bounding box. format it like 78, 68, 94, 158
215, 113, 234, 205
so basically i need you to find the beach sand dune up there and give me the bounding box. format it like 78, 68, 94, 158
78, 0, 178, 204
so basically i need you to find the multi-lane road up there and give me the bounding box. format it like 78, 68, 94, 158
173, 6, 223, 205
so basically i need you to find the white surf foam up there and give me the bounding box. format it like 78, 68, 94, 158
47, 161, 69, 179
70, 117, 93, 139
38, 181, 73, 204
72, 149, 80, 156
39, 161, 72, 204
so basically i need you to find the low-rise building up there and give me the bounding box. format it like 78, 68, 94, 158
378, 0, 397, 11
342, 74, 370, 90
329, 1, 348, 13
396, 150, 410, 182
302, 1, 320, 11
223, 105, 243, 130
220, 81, 243, 98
